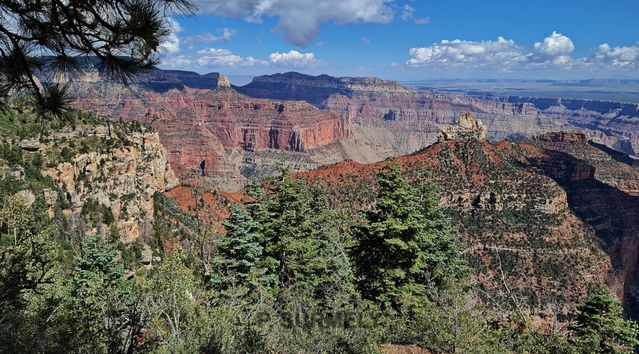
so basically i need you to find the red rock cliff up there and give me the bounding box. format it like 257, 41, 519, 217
73, 87, 350, 175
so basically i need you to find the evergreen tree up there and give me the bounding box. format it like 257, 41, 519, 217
571, 289, 639, 353
211, 204, 272, 296
257, 171, 327, 292
0, 196, 58, 316
353, 164, 467, 311
0, 196, 62, 351
0, 0, 194, 115
145, 252, 210, 352
66, 236, 144, 353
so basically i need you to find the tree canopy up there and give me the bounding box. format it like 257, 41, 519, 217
0, 0, 194, 115
353, 164, 468, 311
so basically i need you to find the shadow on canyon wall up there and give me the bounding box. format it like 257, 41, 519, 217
528, 147, 639, 319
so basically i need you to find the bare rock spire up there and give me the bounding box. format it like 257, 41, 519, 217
217, 74, 231, 89
438, 113, 488, 142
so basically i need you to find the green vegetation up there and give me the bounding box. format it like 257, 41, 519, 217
353, 164, 468, 311
0, 0, 193, 116
571, 289, 639, 353
0, 104, 633, 353
2, 158, 636, 353
81, 200, 115, 225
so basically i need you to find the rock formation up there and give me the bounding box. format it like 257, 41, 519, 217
46, 57, 222, 92
71, 85, 350, 189
66, 68, 635, 192
298, 135, 614, 320
296, 129, 639, 320
238, 72, 412, 107
477, 95, 639, 155
437, 113, 488, 142
217, 74, 231, 89
528, 134, 639, 317
239, 72, 562, 157
40, 124, 178, 242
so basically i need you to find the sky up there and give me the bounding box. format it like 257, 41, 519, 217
158, 0, 639, 81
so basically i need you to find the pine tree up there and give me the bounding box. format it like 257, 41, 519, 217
353, 164, 467, 311
0, 196, 62, 351
571, 289, 639, 353
257, 171, 325, 291
0, 0, 194, 115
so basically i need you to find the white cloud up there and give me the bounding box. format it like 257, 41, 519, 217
586, 43, 639, 69
195, 0, 395, 46
406, 32, 580, 70
184, 28, 237, 44
400, 5, 415, 21
534, 31, 574, 57
414, 17, 430, 25
531, 31, 574, 65
400, 4, 429, 25
161, 55, 192, 68
269, 50, 317, 67
196, 48, 247, 67
407, 37, 527, 68
168, 48, 317, 69
160, 18, 183, 54
362, 37, 371, 44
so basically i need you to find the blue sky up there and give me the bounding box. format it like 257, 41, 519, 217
159, 0, 639, 81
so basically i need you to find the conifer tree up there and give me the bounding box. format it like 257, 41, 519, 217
0, 0, 194, 115
211, 205, 272, 296
353, 164, 467, 311
66, 237, 143, 353
571, 289, 639, 353
257, 171, 325, 291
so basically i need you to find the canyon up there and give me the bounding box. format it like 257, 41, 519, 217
71, 80, 351, 190
64, 69, 639, 192
298, 115, 639, 320
63, 68, 639, 318
68, 69, 609, 191
472, 95, 639, 155
15, 63, 639, 327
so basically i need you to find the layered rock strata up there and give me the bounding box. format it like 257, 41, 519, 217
38, 125, 178, 242
72, 86, 350, 188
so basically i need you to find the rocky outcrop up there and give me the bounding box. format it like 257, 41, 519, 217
298, 136, 611, 321
216, 74, 232, 89
238, 72, 411, 107
69, 69, 636, 194
535, 131, 589, 143
528, 137, 639, 317
438, 113, 488, 142
42, 125, 178, 242
59, 57, 222, 92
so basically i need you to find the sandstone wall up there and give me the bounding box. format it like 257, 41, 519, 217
42, 126, 178, 242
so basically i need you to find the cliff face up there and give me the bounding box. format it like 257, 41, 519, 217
297, 118, 639, 320
529, 132, 639, 316
298, 120, 611, 320
239, 72, 562, 158
37, 123, 178, 242
72, 85, 350, 186
63, 58, 221, 92
238, 72, 412, 107
68, 69, 632, 193
479, 96, 639, 155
